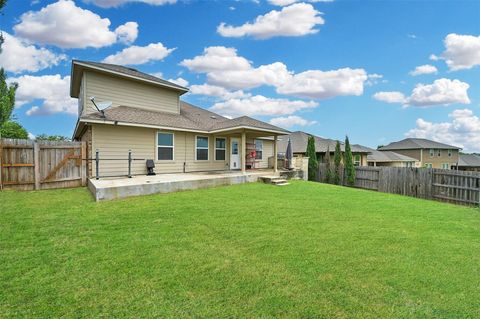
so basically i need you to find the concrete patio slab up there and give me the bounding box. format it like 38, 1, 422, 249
88, 170, 277, 201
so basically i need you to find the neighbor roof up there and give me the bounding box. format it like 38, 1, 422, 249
458, 154, 480, 167
379, 138, 461, 150
70, 60, 188, 98
76, 102, 290, 137
367, 149, 417, 163
277, 131, 371, 154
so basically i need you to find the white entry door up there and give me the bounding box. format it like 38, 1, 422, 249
230, 138, 241, 170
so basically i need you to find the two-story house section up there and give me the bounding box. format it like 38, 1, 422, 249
70, 60, 289, 178
378, 138, 461, 169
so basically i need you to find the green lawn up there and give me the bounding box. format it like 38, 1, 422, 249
1, 181, 479, 318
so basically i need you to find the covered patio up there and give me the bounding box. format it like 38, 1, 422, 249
88, 169, 278, 201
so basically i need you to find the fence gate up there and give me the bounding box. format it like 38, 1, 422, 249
0, 138, 86, 191
432, 169, 480, 205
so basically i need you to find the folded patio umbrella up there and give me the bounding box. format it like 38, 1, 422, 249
286, 138, 293, 170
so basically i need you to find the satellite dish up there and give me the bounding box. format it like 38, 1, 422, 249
96, 101, 112, 111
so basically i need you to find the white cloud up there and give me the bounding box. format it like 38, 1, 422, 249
269, 115, 317, 128
408, 78, 470, 107
114, 21, 138, 44
373, 91, 407, 104
9, 74, 77, 116
28, 132, 36, 140
83, 0, 176, 8
276, 68, 368, 99
210, 95, 318, 117
102, 42, 175, 65
373, 79, 470, 107
406, 109, 480, 152
436, 33, 480, 71
268, 0, 333, 5
167, 77, 188, 87
13, 0, 138, 49
180, 46, 251, 73
409, 64, 438, 76
0, 31, 66, 73
181, 46, 369, 98
189, 84, 250, 100
217, 3, 324, 39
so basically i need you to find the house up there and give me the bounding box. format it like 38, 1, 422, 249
70, 60, 289, 178
458, 154, 480, 171
378, 138, 461, 169
276, 131, 371, 166
366, 148, 418, 167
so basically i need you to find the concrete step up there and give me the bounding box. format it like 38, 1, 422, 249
276, 182, 290, 186
260, 176, 290, 186
271, 179, 288, 184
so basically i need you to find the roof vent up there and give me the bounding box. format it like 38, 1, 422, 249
127, 67, 138, 72
210, 115, 217, 119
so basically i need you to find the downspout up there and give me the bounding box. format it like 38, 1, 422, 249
183, 132, 187, 173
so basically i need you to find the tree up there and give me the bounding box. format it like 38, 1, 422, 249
306, 135, 318, 181
0, 68, 18, 130
344, 136, 356, 186
0, 121, 28, 139
324, 145, 333, 184
35, 134, 70, 141
0, 1, 7, 52
333, 140, 342, 185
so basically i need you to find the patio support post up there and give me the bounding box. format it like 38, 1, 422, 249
274, 135, 278, 173
241, 131, 246, 173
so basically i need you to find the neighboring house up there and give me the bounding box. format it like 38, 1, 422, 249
70, 60, 289, 177
458, 154, 480, 171
366, 149, 418, 167
276, 131, 371, 166
378, 138, 460, 169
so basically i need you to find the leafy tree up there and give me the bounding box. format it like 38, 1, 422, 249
0, 121, 28, 139
377, 145, 385, 150
333, 140, 342, 185
344, 136, 356, 186
35, 134, 70, 141
0, 1, 7, 52
0, 68, 18, 130
306, 135, 318, 181
324, 145, 333, 183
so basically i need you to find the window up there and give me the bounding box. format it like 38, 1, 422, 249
406, 162, 413, 168
448, 150, 452, 157
354, 154, 361, 166
196, 136, 209, 161
215, 137, 226, 161
442, 163, 450, 170
437, 149, 441, 157
255, 139, 263, 160
157, 132, 174, 160
429, 149, 434, 157
424, 163, 433, 168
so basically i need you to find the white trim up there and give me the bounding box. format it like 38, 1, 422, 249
79, 118, 208, 134
156, 131, 175, 161
73, 61, 189, 94
195, 135, 209, 161
214, 137, 227, 161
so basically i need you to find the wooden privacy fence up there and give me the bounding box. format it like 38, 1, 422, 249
317, 164, 480, 206
0, 138, 86, 191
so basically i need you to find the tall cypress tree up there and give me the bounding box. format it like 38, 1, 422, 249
344, 136, 356, 186
333, 140, 342, 185
324, 145, 333, 183
306, 135, 318, 181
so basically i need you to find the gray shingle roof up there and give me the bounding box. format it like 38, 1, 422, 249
379, 138, 461, 151
458, 154, 480, 167
367, 149, 417, 162
276, 131, 371, 154
72, 60, 188, 92
80, 102, 289, 134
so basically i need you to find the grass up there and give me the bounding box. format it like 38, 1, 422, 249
0, 181, 479, 318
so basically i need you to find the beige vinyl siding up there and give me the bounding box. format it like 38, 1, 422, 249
91, 124, 230, 176
250, 139, 274, 169
82, 71, 180, 116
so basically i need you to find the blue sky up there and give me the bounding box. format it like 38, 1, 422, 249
1, 0, 479, 151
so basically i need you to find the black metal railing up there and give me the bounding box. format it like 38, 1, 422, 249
92, 149, 145, 180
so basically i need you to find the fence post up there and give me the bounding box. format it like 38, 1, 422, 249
95, 149, 99, 180
128, 149, 132, 178
33, 142, 40, 190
